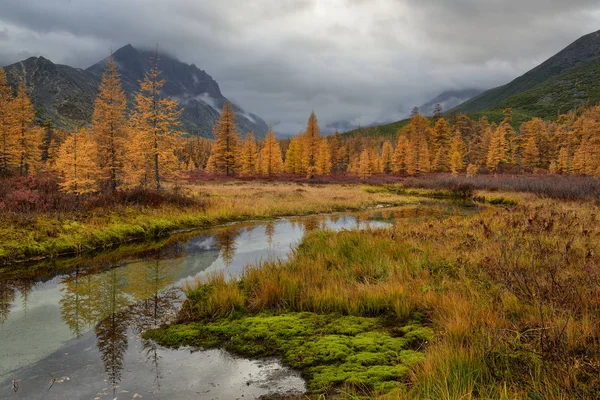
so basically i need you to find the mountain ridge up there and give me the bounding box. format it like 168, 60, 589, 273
419, 88, 483, 116
454, 29, 600, 115
1, 44, 268, 138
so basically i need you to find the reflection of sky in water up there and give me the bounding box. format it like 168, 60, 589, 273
179, 215, 391, 286
0, 204, 468, 399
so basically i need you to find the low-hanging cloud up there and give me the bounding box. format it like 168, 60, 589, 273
1, 0, 600, 135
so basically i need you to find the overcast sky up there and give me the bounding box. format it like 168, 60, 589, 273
1, 0, 600, 135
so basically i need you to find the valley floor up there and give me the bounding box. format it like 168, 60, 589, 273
145, 186, 600, 399
3, 176, 600, 398
0, 181, 418, 266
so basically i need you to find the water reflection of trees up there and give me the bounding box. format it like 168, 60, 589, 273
128, 257, 181, 332
0, 279, 35, 324
56, 253, 183, 393
264, 222, 275, 247
301, 216, 323, 232
60, 268, 95, 337
0, 280, 17, 324
95, 310, 130, 392
213, 227, 242, 266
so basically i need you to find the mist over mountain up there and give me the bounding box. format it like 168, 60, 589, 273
419, 88, 484, 116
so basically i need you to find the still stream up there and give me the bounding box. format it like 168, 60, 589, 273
0, 203, 474, 399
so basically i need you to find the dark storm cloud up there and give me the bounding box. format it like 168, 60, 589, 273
1, 0, 600, 134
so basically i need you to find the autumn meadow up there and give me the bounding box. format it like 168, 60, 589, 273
2, 29, 600, 400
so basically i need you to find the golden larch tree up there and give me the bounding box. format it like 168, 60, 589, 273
478, 124, 494, 167
431, 118, 451, 169
486, 126, 509, 172
90, 56, 128, 192
328, 131, 343, 172
10, 78, 41, 176
315, 137, 332, 176
0, 68, 15, 177
417, 136, 431, 174
259, 127, 283, 176
556, 147, 571, 174
392, 135, 409, 174
449, 131, 465, 175
380, 141, 393, 173
336, 142, 349, 172
358, 143, 380, 177
405, 136, 419, 176
521, 118, 549, 165
466, 163, 479, 177
284, 137, 302, 174
521, 135, 540, 169
240, 133, 258, 176
127, 53, 182, 191
571, 139, 593, 175
54, 128, 100, 195
40, 122, 66, 169
210, 102, 240, 176
347, 154, 360, 175
302, 112, 321, 178
358, 149, 373, 177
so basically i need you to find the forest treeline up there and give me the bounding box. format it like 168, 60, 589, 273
1, 57, 600, 197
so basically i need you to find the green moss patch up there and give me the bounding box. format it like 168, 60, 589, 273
144, 312, 432, 395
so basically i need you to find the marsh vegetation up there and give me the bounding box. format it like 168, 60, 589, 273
147, 188, 600, 399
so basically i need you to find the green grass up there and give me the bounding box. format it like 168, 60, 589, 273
342, 119, 410, 139
145, 312, 432, 395
146, 192, 600, 399
0, 182, 419, 265
494, 56, 600, 119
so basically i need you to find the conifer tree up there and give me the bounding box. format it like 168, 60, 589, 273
347, 155, 360, 175
259, 127, 283, 176
40, 121, 65, 169
284, 137, 302, 174
90, 56, 128, 192
315, 137, 332, 176
556, 147, 571, 174
240, 133, 258, 176
0, 68, 15, 177
499, 108, 517, 164
205, 153, 217, 174
449, 131, 465, 175
358, 149, 374, 177
521, 118, 549, 165
572, 139, 592, 175
477, 117, 493, 167
431, 118, 450, 161
302, 112, 321, 178
210, 102, 240, 176
336, 142, 349, 172
466, 163, 478, 177
392, 135, 408, 174
405, 136, 419, 176
417, 136, 431, 174
521, 135, 540, 169
329, 131, 343, 172
380, 141, 393, 173
127, 53, 182, 191
54, 128, 100, 194
433, 147, 449, 172
486, 126, 509, 172
10, 78, 41, 176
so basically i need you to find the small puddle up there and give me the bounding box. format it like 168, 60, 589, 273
0, 202, 476, 399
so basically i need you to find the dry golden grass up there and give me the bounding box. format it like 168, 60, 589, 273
177, 194, 600, 399
0, 181, 418, 264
